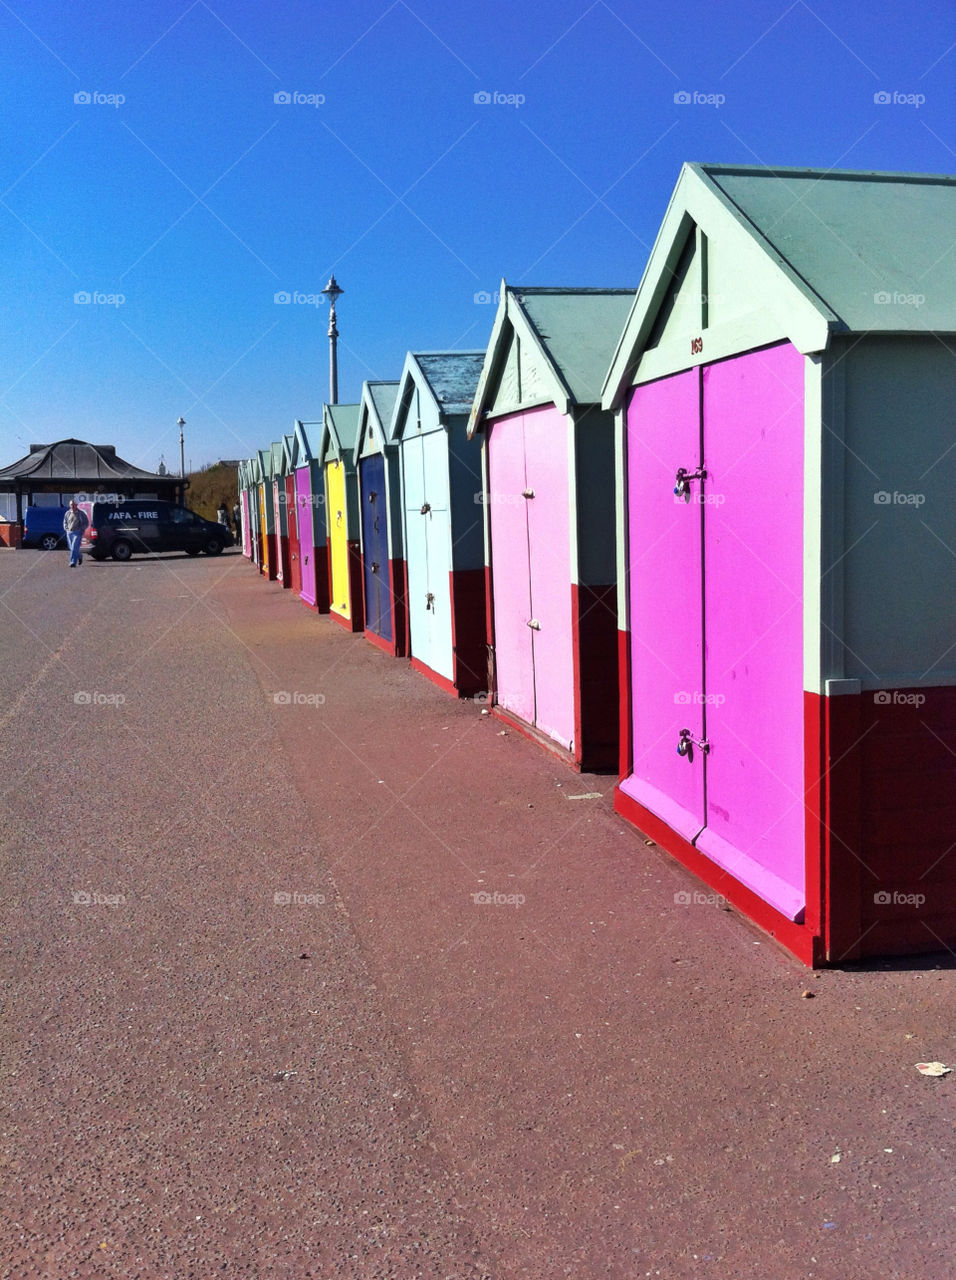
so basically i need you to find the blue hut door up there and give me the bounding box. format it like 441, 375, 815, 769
360, 454, 392, 643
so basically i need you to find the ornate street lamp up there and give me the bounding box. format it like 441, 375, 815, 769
321, 276, 343, 404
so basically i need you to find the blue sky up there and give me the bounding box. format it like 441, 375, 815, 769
1, 0, 953, 471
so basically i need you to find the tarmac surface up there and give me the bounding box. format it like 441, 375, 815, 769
1, 546, 954, 1280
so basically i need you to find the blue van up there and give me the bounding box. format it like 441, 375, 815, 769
23, 505, 67, 550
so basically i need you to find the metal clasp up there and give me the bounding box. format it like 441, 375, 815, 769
426, 591, 435, 611
420, 502, 431, 515
677, 728, 710, 759
527, 618, 541, 630
674, 466, 707, 499
522, 488, 535, 499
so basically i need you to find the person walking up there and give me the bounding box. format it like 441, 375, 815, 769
63, 500, 88, 567
232, 500, 242, 547
217, 501, 230, 528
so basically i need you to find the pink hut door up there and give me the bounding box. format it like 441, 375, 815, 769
524, 407, 574, 750
621, 368, 705, 844
295, 469, 316, 605
489, 414, 536, 727
695, 344, 806, 919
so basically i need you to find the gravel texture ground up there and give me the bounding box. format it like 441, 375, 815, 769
1, 547, 954, 1279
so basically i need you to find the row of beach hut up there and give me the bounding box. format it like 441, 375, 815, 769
238, 162, 956, 968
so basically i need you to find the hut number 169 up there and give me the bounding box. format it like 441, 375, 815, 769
691, 336, 703, 355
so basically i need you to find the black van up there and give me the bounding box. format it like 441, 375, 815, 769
80, 500, 233, 561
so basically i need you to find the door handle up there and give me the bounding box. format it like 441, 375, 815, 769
420, 502, 431, 515
677, 728, 710, 758
522, 488, 535, 499
527, 618, 541, 630
372, 562, 380, 574
674, 467, 707, 498
426, 591, 435, 611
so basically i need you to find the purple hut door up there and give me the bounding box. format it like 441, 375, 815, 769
695, 344, 805, 918
295, 468, 316, 606
621, 368, 705, 843
524, 406, 573, 750
489, 415, 535, 728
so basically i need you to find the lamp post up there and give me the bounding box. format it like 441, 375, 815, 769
321, 276, 343, 405
177, 417, 186, 503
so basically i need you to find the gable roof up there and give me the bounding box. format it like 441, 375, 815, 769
388, 351, 485, 441
355, 380, 400, 462
318, 403, 361, 465
0, 438, 169, 484
293, 419, 320, 464
281, 433, 298, 473
603, 162, 956, 408
469, 284, 635, 432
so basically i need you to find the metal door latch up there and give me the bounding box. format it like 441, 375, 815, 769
522, 488, 535, 499
426, 591, 435, 611
368, 490, 377, 503
420, 502, 431, 514
677, 728, 710, 758
674, 467, 707, 498
371, 562, 380, 574
527, 618, 541, 630
336, 510, 343, 523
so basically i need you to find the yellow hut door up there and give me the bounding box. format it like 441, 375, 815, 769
326, 460, 350, 620
258, 486, 270, 575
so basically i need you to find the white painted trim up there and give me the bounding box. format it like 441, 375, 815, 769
633, 311, 792, 385
803, 355, 824, 696
818, 349, 847, 693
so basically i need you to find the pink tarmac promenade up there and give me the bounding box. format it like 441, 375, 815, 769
1, 547, 954, 1279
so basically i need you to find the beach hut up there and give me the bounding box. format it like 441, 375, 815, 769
238, 460, 253, 559
271, 440, 290, 587
389, 352, 486, 697
318, 403, 363, 632
354, 380, 406, 657
281, 433, 301, 596
256, 448, 276, 579
468, 284, 635, 770
602, 162, 956, 965
292, 419, 329, 613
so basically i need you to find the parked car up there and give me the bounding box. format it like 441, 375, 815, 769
22, 505, 67, 550
79, 499, 234, 561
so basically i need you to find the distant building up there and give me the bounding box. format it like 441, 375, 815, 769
0, 438, 187, 525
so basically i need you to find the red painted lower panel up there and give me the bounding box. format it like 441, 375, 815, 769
572, 581, 618, 773
314, 541, 330, 614
449, 567, 488, 698
493, 704, 584, 771
410, 656, 458, 697
828, 686, 956, 961
277, 534, 291, 588
615, 786, 821, 966
266, 534, 277, 581
348, 539, 365, 633
618, 629, 631, 782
